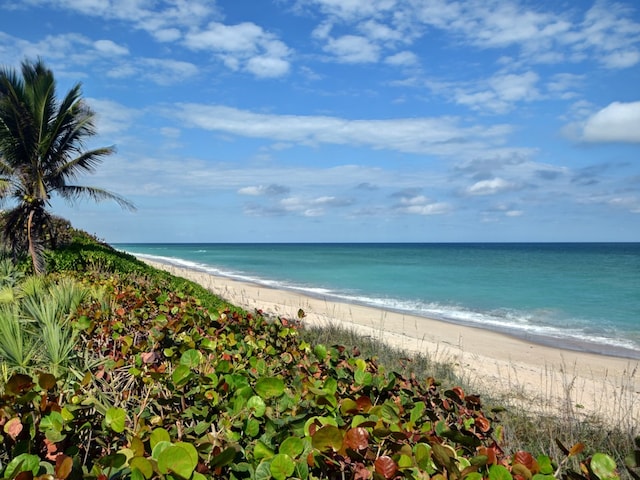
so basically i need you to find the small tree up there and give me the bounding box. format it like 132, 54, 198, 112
0, 59, 134, 274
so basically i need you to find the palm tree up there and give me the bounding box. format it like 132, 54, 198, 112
0, 58, 134, 274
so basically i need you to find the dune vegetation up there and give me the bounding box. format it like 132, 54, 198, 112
0, 228, 636, 480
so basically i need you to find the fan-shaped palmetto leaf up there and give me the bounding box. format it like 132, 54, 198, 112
0, 304, 36, 373
0, 58, 135, 274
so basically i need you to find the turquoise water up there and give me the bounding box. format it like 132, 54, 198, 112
114, 243, 640, 359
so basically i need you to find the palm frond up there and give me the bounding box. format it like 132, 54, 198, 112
58, 184, 136, 211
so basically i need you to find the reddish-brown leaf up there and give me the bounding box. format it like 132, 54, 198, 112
345, 427, 370, 451
513, 451, 537, 471
55, 454, 74, 480
374, 456, 398, 479
356, 396, 373, 413
474, 415, 491, 432
568, 442, 585, 457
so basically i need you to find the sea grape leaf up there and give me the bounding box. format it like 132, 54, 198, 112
414, 443, 432, 471
270, 454, 295, 480
38, 372, 57, 390
150, 428, 171, 450
6, 374, 34, 395
180, 349, 202, 368
254, 441, 275, 461
255, 460, 272, 480
537, 455, 554, 475
55, 455, 74, 480
489, 464, 513, 480
591, 453, 618, 480
311, 425, 344, 452
255, 377, 285, 399
4, 453, 40, 478
247, 395, 266, 417
130, 457, 154, 479
157, 443, 198, 478
375, 456, 398, 479
151, 441, 173, 461
4, 417, 23, 440
172, 364, 192, 386
344, 427, 369, 451
210, 447, 237, 468
245, 418, 261, 438
280, 437, 305, 458
105, 407, 127, 433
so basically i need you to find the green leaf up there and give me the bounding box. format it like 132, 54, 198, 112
255, 377, 285, 399
180, 349, 202, 368
130, 458, 154, 480
354, 369, 372, 386
210, 447, 237, 468
313, 344, 327, 360
489, 464, 513, 480
311, 425, 344, 452
4, 453, 40, 478
105, 407, 127, 433
279, 437, 305, 458
245, 418, 261, 437
465, 473, 484, 480
157, 443, 198, 479
254, 441, 276, 461
172, 364, 192, 386
255, 460, 272, 480
414, 443, 432, 471
151, 441, 173, 461
247, 395, 267, 417
537, 455, 554, 475
40, 411, 64, 432
591, 453, 618, 480
270, 454, 295, 480
150, 428, 171, 450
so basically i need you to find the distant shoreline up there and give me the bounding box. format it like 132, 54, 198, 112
139, 257, 640, 425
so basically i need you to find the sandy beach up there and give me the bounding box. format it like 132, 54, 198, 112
143, 259, 639, 426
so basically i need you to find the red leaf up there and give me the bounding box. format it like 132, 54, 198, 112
374, 456, 398, 479
356, 396, 372, 412
474, 415, 491, 432
513, 451, 537, 472
345, 427, 370, 451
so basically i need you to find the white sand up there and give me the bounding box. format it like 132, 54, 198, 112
144, 259, 639, 427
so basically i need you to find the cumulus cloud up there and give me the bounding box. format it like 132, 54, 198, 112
466, 178, 517, 196
581, 101, 640, 143
183, 21, 292, 77
173, 104, 516, 157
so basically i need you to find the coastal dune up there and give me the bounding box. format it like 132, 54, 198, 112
143, 259, 639, 426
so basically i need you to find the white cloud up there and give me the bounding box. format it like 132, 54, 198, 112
86, 98, 140, 136
323, 35, 380, 63
173, 104, 516, 157
466, 178, 517, 196
385, 51, 418, 67
394, 194, 451, 215
183, 21, 292, 77
93, 39, 129, 56
453, 70, 540, 113
582, 101, 640, 143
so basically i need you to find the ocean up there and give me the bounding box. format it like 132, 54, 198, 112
113, 243, 640, 360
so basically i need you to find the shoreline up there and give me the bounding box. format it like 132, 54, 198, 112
142, 258, 639, 426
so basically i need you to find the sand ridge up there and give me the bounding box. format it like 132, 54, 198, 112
143, 259, 639, 426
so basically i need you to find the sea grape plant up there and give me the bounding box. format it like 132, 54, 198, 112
0, 269, 625, 480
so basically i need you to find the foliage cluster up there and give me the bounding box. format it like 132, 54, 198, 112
0, 260, 628, 480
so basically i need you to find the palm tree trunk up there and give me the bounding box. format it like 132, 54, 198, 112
27, 209, 45, 275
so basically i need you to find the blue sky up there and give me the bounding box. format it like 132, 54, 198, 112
1, 0, 639, 243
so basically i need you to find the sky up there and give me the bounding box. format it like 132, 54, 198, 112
1, 0, 639, 243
